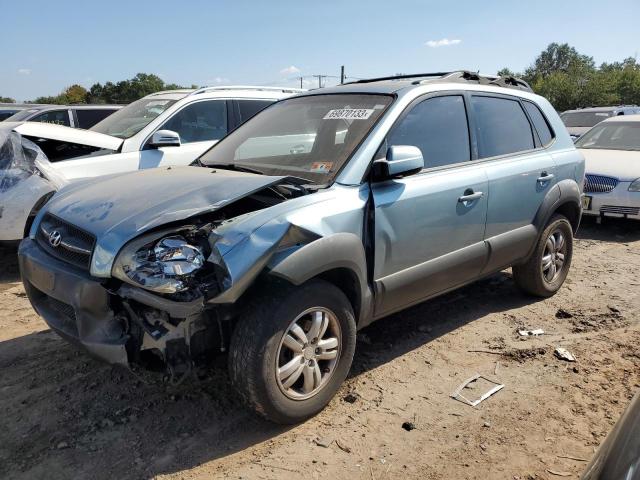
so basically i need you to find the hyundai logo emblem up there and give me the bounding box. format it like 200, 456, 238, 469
48, 230, 62, 248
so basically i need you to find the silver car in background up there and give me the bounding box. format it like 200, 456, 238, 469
561, 105, 640, 140
577, 115, 640, 220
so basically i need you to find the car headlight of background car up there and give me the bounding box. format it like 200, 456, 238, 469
628, 178, 640, 192
112, 230, 206, 294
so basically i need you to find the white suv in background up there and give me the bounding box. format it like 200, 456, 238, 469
1, 86, 301, 242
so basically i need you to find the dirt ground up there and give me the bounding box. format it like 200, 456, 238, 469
1, 217, 639, 480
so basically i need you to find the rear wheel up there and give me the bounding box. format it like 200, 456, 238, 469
228, 279, 356, 424
513, 214, 573, 297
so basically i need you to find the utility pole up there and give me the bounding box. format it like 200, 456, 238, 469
340, 66, 345, 84
311, 75, 325, 88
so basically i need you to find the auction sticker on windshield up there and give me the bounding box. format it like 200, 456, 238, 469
324, 109, 374, 120
310, 162, 333, 173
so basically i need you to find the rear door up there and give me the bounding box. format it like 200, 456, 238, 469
138, 99, 228, 169
372, 93, 488, 317
470, 94, 557, 274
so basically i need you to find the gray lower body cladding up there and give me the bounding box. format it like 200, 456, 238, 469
18, 238, 209, 368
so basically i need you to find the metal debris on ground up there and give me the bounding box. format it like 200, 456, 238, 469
450, 374, 505, 407
518, 329, 544, 337
554, 347, 576, 362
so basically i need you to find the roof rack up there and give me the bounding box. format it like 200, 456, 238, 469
346, 70, 532, 92
190, 85, 305, 95
347, 72, 453, 84
422, 71, 532, 92
146, 89, 195, 97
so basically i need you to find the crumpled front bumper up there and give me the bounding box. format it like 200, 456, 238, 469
18, 237, 130, 365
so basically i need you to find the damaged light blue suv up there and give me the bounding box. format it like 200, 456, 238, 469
18, 72, 584, 423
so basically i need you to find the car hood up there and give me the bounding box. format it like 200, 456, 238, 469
12, 122, 123, 151
41, 166, 292, 272
579, 148, 640, 181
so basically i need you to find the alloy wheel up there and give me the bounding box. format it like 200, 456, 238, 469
275, 307, 342, 400
541, 229, 567, 283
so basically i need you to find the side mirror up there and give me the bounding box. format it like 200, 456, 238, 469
373, 145, 424, 180
149, 129, 181, 148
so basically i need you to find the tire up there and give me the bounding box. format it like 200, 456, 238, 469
513, 214, 573, 297
228, 279, 357, 424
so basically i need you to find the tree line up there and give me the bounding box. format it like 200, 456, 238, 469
498, 43, 640, 111
2, 44, 640, 111
1, 73, 194, 106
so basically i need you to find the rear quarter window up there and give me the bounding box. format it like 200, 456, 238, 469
523, 101, 554, 146
471, 96, 534, 158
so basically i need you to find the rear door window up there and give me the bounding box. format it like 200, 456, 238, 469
523, 101, 554, 146
31, 109, 71, 127
471, 96, 534, 158
159, 100, 227, 143
386, 95, 471, 168
75, 109, 118, 129
237, 100, 273, 124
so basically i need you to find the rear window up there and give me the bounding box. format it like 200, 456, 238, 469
523, 101, 554, 146
0, 110, 20, 121
471, 96, 534, 158
75, 109, 118, 129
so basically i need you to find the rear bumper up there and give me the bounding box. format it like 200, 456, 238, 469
18, 237, 130, 365
582, 183, 640, 220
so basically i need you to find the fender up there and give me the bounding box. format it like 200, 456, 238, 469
268, 232, 374, 326
527, 178, 582, 259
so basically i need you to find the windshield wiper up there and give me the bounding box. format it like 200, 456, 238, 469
205, 163, 265, 175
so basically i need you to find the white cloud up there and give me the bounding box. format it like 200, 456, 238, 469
207, 76, 230, 84
425, 38, 462, 48
280, 65, 301, 76
17, 68, 31, 75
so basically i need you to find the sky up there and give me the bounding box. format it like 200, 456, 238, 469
2, 0, 639, 101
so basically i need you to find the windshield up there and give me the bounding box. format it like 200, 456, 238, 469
575, 122, 640, 151
561, 111, 612, 128
90, 98, 177, 138
199, 94, 393, 184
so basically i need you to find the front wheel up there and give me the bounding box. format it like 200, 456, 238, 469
513, 214, 573, 297
228, 279, 356, 424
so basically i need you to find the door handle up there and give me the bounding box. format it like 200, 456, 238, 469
458, 191, 484, 203
537, 172, 555, 183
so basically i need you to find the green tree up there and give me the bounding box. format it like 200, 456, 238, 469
0, 96, 15, 103
524, 42, 595, 82
87, 73, 171, 104
497, 68, 518, 77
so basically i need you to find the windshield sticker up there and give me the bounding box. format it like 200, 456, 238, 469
595, 113, 611, 117
324, 108, 374, 120
310, 162, 333, 173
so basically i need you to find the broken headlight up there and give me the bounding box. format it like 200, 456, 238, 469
112, 232, 205, 294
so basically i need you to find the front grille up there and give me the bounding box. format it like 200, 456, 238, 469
36, 214, 96, 270
601, 205, 640, 216
584, 174, 619, 193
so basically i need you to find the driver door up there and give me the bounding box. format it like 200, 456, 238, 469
139, 99, 229, 169
372, 94, 489, 317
